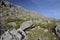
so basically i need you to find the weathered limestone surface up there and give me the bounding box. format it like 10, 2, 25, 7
55, 23, 60, 38
20, 21, 34, 31
0, 21, 34, 40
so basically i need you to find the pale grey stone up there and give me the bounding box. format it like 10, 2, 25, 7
44, 29, 48, 32
0, 31, 12, 40
20, 21, 34, 31
54, 37, 56, 40
55, 23, 60, 38
52, 33, 55, 35
8, 22, 17, 27
37, 26, 41, 29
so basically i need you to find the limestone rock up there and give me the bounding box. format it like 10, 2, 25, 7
37, 26, 41, 29
20, 21, 35, 31
0, 29, 26, 40
8, 22, 17, 27
55, 23, 60, 38
44, 29, 48, 32
0, 21, 35, 40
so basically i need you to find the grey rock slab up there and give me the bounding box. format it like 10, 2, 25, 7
20, 21, 34, 31
0, 31, 12, 40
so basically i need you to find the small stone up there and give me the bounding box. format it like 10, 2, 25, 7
52, 33, 55, 35
54, 37, 56, 40
37, 26, 41, 29
44, 29, 48, 32
8, 22, 16, 27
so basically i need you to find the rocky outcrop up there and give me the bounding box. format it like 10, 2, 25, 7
0, 21, 35, 40
20, 21, 35, 31
55, 23, 60, 39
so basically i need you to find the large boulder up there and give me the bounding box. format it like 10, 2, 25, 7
20, 21, 35, 31
0, 29, 22, 40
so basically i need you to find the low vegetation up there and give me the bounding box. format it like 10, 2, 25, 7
28, 28, 58, 40
6, 18, 25, 23
35, 22, 56, 29
0, 0, 59, 40
5, 18, 26, 29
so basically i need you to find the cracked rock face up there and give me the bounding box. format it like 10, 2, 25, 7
55, 23, 60, 38
0, 21, 34, 40
0, 29, 22, 40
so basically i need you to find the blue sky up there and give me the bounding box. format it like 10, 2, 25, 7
4, 0, 60, 19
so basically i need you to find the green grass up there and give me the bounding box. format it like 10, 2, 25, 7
14, 21, 24, 29
27, 27, 58, 40
27, 22, 57, 40
5, 24, 14, 29
0, 18, 26, 31
6, 18, 25, 23
35, 22, 56, 29
5, 18, 26, 29
0, 18, 26, 36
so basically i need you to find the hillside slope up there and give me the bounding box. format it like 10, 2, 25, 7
0, 0, 52, 24
0, 0, 59, 40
